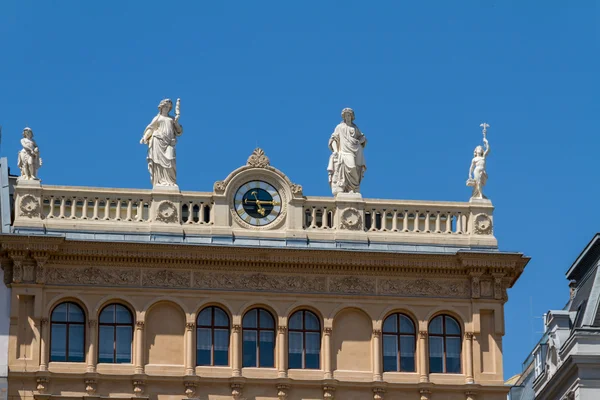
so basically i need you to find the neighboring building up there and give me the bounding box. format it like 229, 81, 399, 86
509, 234, 600, 400
1, 148, 529, 400
0, 157, 16, 400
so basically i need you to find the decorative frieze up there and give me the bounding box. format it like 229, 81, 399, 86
46, 266, 139, 286
329, 275, 375, 294
379, 277, 470, 298
142, 269, 189, 288
194, 272, 326, 293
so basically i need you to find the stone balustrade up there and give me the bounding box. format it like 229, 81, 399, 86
13, 181, 496, 248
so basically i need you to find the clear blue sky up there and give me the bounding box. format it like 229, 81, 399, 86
1, 1, 598, 378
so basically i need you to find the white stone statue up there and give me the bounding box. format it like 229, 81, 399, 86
140, 98, 183, 188
17, 127, 42, 181
467, 123, 490, 200
327, 108, 367, 195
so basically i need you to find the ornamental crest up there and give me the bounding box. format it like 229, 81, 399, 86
473, 213, 493, 235
247, 148, 270, 168
155, 200, 178, 223
19, 194, 41, 218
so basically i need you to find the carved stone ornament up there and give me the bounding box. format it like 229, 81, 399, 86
143, 269, 189, 288
155, 200, 179, 223
373, 387, 385, 400
46, 266, 139, 286
36, 377, 49, 394
184, 381, 197, 398
323, 385, 336, 399
340, 207, 362, 230
133, 379, 145, 396
290, 183, 303, 196
231, 383, 243, 400
329, 275, 375, 294
420, 389, 432, 400
214, 180, 226, 193
473, 213, 493, 235
85, 379, 97, 395
277, 384, 290, 400
379, 277, 470, 298
19, 194, 41, 218
247, 148, 270, 168
194, 272, 326, 293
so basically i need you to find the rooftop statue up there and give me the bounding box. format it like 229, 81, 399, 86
327, 107, 367, 195
17, 127, 42, 181
140, 98, 183, 188
467, 123, 491, 200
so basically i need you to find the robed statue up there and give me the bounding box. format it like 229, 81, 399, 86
17, 127, 42, 181
140, 98, 183, 187
327, 108, 367, 195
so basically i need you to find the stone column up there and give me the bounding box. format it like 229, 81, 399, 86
372, 329, 382, 381
134, 321, 145, 374
232, 324, 242, 377
185, 322, 195, 375
418, 331, 429, 383
277, 326, 288, 378
465, 332, 474, 384
323, 328, 333, 379
39, 318, 49, 371
86, 319, 97, 373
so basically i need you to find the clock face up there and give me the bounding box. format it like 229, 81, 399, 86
234, 181, 282, 226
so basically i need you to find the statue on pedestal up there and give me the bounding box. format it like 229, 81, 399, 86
140, 98, 183, 187
467, 123, 491, 200
327, 108, 367, 195
17, 127, 42, 181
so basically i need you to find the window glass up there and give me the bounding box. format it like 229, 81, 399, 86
115, 305, 132, 324
445, 317, 460, 335
429, 316, 443, 334
198, 308, 211, 326
99, 305, 114, 324
289, 312, 302, 330
98, 325, 114, 363
288, 331, 303, 369
68, 324, 85, 362
243, 309, 257, 328
429, 336, 444, 373
115, 326, 132, 363
305, 312, 319, 331
399, 315, 414, 333
68, 304, 84, 323
400, 335, 415, 372
50, 324, 67, 362
305, 332, 320, 369
214, 308, 228, 327
259, 330, 275, 367
214, 328, 229, 366
52, 303, 68, 322
242, 330, 257, 367
383, 335, 398, 372
197, 327, 211, 366
259, 310, 274, 329
446, 337, 461, 373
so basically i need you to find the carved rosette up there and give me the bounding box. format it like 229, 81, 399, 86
473, 213, 493, 235
247, 148, 270, 168
340, 207, 362, 230
19, 194, 41, 218
155, 200, 179, 223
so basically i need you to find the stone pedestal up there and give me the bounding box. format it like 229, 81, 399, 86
14, 180, 43, 227
149, 186, 184, 235
334, 192, 368, 241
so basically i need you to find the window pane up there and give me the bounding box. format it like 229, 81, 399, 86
243, 310, 257, 328
259, 331, 274, 367
383, 335, 398, 372
116, 326, 132, 363
383, 314, 397, 333
52, 303, 68, 323
197, 328, 211, 366
214, 329, 229, 366
98, 325, 115, 363
68, 304, 84, 323
446, 337, 461, 373
115, 305, 132, 324
399, 315, 415, 333
259, 310, 274, 329
198, 308, 212, 326
305, 332, 320, 369
445, 317, 460, 335
214, 308, 229, 327
305, 312, 319, 331
242, 330, 257, 367
50, 324, 67, 361
289, 312, 302, 330
99, 305, 115, 324
400, 335, 415, 372
429, 316, 443, 334
68, 324, 85, 362
429, 336, 444, 373
288, 331, 303, 369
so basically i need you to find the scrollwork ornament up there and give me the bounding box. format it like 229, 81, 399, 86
473, 213, 493, 235
340, 207, 362, 230
214, 180, 226, 193
19, 194, 41, 218
247, 148, 270, 168
290, 183, 303, 196
155, 200, 179, 223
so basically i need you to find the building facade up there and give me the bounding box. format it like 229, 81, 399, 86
509, 234, 600, 400
1, 148, 528, 400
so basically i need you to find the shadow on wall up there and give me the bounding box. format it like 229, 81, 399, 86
332, 308, 372, 372
145, 302, 185, 365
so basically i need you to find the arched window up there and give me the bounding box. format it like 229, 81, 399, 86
50, 302, 85, 362
242, 308, 275, 368
197, 306, 230, 366
288, 310, 320, 369
429, 314, 461, 373
98, 304, 133, 363
382, 313, 416, 372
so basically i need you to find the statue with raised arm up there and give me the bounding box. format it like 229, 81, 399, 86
140, 98, 183, 187
17, 127, 42, 181
327, 107, 367, 195
467, 123, 491, 200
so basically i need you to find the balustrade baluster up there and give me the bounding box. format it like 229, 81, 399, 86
413, 211, 420, 233
47, 197, 55, 218
322, 207, 329, 229
424, 211, 430, 233
402, 210, 409, 232
380, 210, 387, 231
126, 200, 133, 221
369, 209, 377, 231
199, 203, 206, 224
59, 197, 66, 219
391, 210, 398, 232
70, 197, 77, 219
115, 199, 122, 221
435, 212, 441, 233
209, 203, 215, 224
445, 212, 452, 233
92, 199, 99, 220
456, 212, 462, 234
310, 208, 317, 228
135, 201, 142, 222
81, 198, 89, 219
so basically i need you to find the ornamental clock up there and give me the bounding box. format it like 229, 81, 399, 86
234, 181, 282, 227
